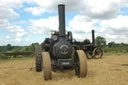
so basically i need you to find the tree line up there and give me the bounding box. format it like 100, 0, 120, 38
95, 36, 128, 53
0, 43, 38, 59
0, 36, 128, 59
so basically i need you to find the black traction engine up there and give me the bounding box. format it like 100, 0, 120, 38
35, 4, 87, 80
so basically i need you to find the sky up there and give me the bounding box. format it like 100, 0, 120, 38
0, 0, 128, 46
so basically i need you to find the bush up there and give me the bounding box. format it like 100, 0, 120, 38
0, 53, 8, 59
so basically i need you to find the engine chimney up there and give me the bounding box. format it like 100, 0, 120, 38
92, 30, 95, 46
58, 4, 66, 38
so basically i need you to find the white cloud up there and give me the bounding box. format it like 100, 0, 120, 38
68, 15, 98, 33
0, 0, 28, 42
6, 36, 10, 39
29, 0, 120, 19
0, 0, 34, 8
0, 0, 23, 8
0, 7, 19, 19
13, 21, 28, 24
0, 0, 128, 45
16, 32, 25, 37
8, 9, 20, 18
82, 0, 120, 19
26, 15, 97, 41
28, 16, 58, 34
0, 19, 25, 38
15, 38, 22, 42
5, 25, 25, 37
26, 14, 128, 43
24, 7, 45, 16
33, 0, 83, 11
26, 38, 30, 42
100, 15, 128, 33
7, 25, 24, 32
98, 15, 128, 43
0, 0, 38, 45
0, 19, 9, 28
67, 14, 128, 43
72, 32, 92, 41
120, 0, 128, 8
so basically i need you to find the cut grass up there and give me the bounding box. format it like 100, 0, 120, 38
104, 52, 128, 56
0, 54, 128, 85
0, 57, 33, 62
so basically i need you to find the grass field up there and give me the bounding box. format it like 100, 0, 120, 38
0, 54, 128, 85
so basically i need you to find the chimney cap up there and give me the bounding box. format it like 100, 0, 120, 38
58, 4, 65, 6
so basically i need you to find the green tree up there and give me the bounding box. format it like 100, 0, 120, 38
108, 42, 116, 47
6, 44, 13, 50
96, 36, 106, 47
19, 43, 39, 52
30, 43, 39, 51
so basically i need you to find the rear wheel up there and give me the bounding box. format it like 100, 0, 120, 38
93, 48, 103, 59
42, 52, 52, 80
72, 47, 75, 64
35, 45, 42, 72
75, 50, 87, 77
86, 51, 93, 59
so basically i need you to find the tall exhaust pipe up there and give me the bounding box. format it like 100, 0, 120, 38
92, 30, 95, 46
58, 4, 66, 38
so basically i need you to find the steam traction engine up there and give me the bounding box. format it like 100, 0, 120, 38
35, 4, 87, 80
73, 30, 103, 59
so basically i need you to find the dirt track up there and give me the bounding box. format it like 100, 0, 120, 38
0, 55, 128, 85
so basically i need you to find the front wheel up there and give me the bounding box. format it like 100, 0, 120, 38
42, 52, 52, 80
74, 50, 88, 77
